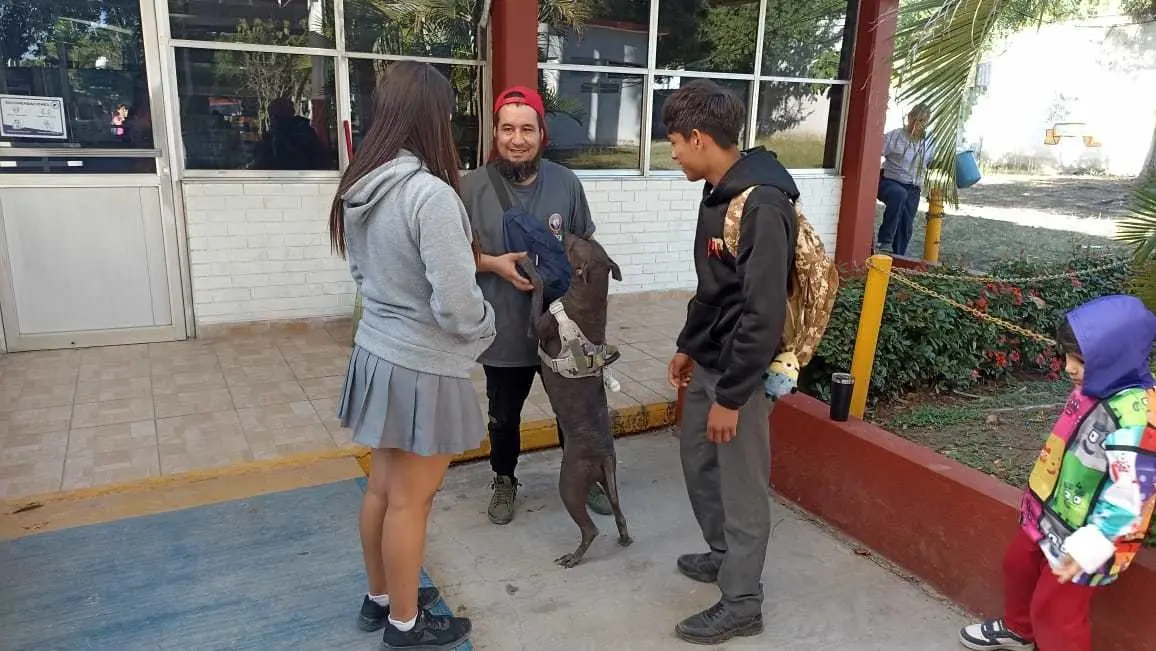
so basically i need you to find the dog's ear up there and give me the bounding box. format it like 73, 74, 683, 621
589, 237, 622, 281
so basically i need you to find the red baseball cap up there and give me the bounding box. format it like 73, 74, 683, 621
494, 85, 547, 147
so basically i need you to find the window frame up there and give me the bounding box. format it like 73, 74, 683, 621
537, 0, 856, 178
158, 0, 487, 180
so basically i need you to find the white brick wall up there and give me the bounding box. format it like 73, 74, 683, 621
182, 174, 843, 325
183, 181, 350, 326
588, 175, 843, 294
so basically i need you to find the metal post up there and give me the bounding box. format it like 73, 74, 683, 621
924, 188, 944, 263
849, 254, 892, 419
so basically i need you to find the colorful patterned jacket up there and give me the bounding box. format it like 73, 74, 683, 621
1019, 295, 1156, 587
1020, 387, 1156, 585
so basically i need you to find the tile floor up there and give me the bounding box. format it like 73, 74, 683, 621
0, 292, 689, 500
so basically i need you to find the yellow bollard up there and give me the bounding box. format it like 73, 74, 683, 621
923, 188, 944, 263
849, 254, 893, 419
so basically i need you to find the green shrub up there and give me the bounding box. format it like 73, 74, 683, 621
800, 255, 1133, 404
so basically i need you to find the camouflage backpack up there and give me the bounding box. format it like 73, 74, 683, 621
723, 186, 840, 396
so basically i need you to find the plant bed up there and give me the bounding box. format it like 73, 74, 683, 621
871, 377, 1071, 486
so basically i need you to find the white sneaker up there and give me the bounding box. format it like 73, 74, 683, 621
959, 619, 1035, 650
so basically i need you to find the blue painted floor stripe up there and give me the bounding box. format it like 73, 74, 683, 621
0, 479, 472, 651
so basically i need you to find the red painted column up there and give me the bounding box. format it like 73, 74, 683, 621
490, 0, 539, 98
834, 0, 900, 269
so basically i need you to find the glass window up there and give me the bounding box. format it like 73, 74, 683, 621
761, 0, 851, 79
0, 156, 156, 174
656, 0, 758, 74
540, 70, 645, 171
348, 59, 483, 169
755, 82, 845, 170
168, 0, 335, 48
649, 77, 750, 172
539, 0, 650, 67
174, 48, 338, 170
344, 0, 480, 59
0, 0, 154, 152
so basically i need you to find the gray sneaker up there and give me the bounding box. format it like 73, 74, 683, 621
675, 600, 764, 645
487, 475, 519, 525
587, 483, 612, 515
677, 552, 722, 583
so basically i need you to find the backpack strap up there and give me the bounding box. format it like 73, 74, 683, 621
487, 163, 515, 213
722, 186, 757, 258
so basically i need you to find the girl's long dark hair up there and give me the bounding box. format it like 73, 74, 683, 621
329, 61, 461, 258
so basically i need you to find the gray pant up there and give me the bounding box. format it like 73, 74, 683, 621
679, 366, 772, 618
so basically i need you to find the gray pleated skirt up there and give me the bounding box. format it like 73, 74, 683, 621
338, 345, 485, 456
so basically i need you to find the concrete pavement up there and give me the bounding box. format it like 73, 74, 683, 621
424, 430, 970, 650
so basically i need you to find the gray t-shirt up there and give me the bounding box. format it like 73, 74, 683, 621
461, 159, 595, 368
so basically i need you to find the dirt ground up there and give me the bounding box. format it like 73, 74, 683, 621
873, 379, 1072, 487
957, 174, 1137, 221
874, 173, 1134, 269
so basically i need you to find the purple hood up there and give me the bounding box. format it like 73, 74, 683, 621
1067, 294, 1156, 399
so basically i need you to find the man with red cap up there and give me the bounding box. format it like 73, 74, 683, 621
461, 85, 608, 526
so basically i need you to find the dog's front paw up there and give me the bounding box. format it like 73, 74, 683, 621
618, 534, 634, 547
555, 553, 584, 568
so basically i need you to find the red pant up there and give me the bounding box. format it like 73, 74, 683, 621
1003, 529, 1095, 651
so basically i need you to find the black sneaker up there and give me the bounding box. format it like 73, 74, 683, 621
959, 619, 1036, 650
357, 587, 442, 632
675, 601, 764, 645
676, 552, 722, 583
380, 608, 471, 650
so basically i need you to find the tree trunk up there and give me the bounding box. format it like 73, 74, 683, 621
1144, 122, 1156, 181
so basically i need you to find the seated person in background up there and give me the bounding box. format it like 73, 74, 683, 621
877, 104, 931, 257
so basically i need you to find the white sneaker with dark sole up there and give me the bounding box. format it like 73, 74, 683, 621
959, 618, 1036, 650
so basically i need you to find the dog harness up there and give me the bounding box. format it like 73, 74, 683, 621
539, 301, 621, 380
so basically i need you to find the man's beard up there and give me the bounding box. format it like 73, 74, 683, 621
495, 152, 542, 184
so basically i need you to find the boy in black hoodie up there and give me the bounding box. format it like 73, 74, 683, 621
664, 79, 798, 645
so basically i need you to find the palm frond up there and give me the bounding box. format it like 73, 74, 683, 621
892, 0, 1004, 205
539, 0, 592, 30
1116, 181, 1156, 257
1114, 181, 1156, 308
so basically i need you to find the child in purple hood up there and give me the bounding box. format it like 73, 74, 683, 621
959, 295, 1156, 651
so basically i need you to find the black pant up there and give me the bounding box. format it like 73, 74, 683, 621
484, 365, 565, 478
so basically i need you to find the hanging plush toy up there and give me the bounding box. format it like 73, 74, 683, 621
762, 351, 800, 401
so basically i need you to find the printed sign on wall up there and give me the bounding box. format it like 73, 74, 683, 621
0, 95, 68, 140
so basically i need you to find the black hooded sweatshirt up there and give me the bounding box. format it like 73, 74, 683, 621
676, 147, 799, 410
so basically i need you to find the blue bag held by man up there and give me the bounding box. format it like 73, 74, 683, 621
487, 164, 572, 305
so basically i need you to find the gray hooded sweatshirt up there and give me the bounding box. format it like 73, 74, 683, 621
343, 151, 495, 379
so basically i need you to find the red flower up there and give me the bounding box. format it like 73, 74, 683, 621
1050, 358, 1063, 372
970, 369, 980, 381
976, 297, 989, 311
995, 352, 1008, 368
1035, 354, 1046, 366
1010, 350, 1021, 363
1070, 276, 1083, 288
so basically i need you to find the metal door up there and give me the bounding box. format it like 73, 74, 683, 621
0, 0, 186, 351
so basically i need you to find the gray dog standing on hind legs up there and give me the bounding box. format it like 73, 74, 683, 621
518, 234, 633, 568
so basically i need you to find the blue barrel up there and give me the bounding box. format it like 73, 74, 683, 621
955, 150, 982, 189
